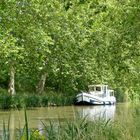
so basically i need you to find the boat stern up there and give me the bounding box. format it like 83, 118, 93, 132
75, 92, 90, 105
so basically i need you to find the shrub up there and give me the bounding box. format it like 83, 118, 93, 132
0, 94, 12, 109
40, 96, 48, 107
11, 94, 25, 109
24, 95, 40, 107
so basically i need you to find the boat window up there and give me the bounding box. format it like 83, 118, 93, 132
109, 90, 114, 96
88, 86, 94, 91
95, 86, 101, 91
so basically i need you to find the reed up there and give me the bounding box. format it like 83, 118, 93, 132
0, 94, 12, 109
2, 107, 140, 140
2, 115, 10, 140
40, 118, 121, 140
1, 104, 140, 139
0, 92, 75, 109
47, 93, 74, 106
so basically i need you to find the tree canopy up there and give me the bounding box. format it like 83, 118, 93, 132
0, 0, 140, 101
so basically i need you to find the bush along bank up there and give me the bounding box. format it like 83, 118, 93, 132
0, 92, 75, 109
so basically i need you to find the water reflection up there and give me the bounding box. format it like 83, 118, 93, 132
0, 104, 139, 139
0, 105, 116, 139
0, 105, 115, 139
76, 105, 116, 121
0, 106, 116, 130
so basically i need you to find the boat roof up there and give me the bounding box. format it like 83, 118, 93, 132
88, 84, 108, 88
109, 89, 114, 92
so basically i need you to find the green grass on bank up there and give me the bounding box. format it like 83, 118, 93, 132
0, 87, 138, 109
0, 91, 75, 109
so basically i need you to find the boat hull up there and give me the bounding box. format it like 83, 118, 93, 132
75, 93, 116, 105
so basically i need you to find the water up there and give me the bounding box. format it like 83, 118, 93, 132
0, 103, 139, 139
0, 105, 116, 130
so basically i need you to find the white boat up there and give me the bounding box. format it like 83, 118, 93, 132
75, 84, 116, 105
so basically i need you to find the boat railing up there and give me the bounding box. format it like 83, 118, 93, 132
89, 91, 105, 97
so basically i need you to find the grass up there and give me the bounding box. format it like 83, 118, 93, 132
1, 104, 140, 140
2, 115, 10, 140
0, 91, 75, 109
15, 117, 140, 140
39, 118, 125, 140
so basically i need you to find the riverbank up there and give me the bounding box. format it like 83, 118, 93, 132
0, 88, 137, 109
0, 91, 75, 109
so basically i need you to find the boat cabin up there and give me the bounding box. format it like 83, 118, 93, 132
88, 85, 112, 97
109, 90, 114, 96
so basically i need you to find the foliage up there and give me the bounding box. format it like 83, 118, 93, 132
24, 95, 41, 108
0, 0, 140, 101
0, 92, 75, 109
0, 94, 12, 109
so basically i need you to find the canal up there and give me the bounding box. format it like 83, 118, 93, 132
0, 103, 139, 139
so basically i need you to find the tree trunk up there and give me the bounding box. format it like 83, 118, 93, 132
36, 73, 47, 94
8, 65, 15, 95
